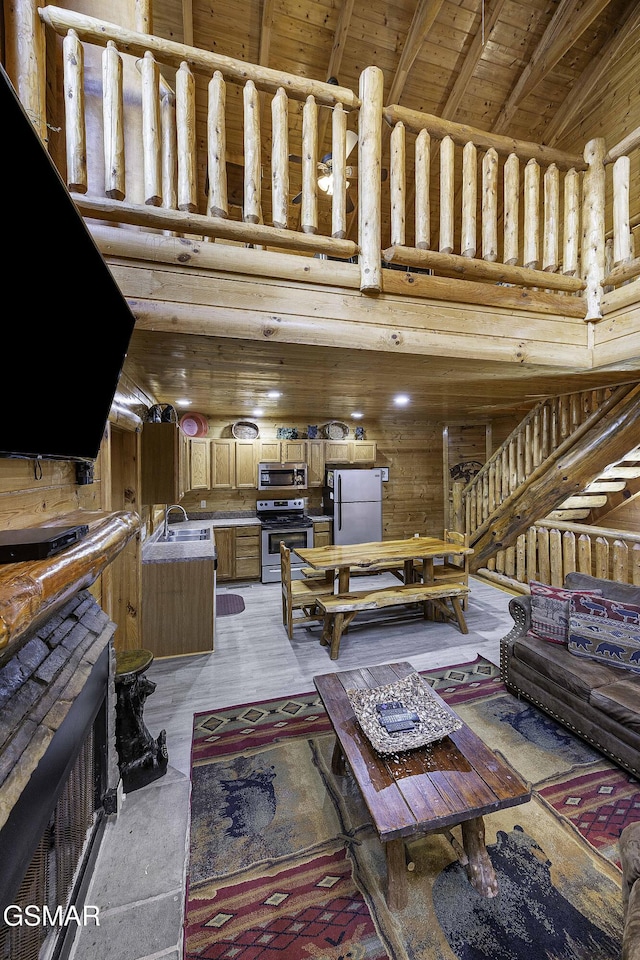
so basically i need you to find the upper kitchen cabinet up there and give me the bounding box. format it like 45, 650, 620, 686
141, 422, 189, 504
235, 440, 257, 488
258, 439, 308, 463
210, 439, 236, 489
189, 438, 211, 490
324, 440, 377, 464
307, 440, 325, 487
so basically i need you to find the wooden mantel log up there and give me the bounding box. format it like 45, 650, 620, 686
0, 511, 140, 656
471, 385, 640, 569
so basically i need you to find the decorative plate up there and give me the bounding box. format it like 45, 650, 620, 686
232, 419, 260, 440
347, 672, 462, 755
324, 420, 350, 440
179, 412, 209, 437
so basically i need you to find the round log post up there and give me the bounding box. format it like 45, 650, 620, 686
439, 135, 455, 254
543, 163, 559, 272
358, 65, 384, 291
452, 481, 464, 533
538, 528, 550, 584
271, 86, 289, 229
503, 153, 519, 266
331, 102, 347, 239
390, 121, 406, 247
161, 89, 177, 210
481, 147, 498, 262
3, 0, 47, 141
523, 158, 540, 269
516, 534, 526, 584
461, 141, 477, 258
550, 528, 562, 584
578, 533, 592, 575
595, 536, 609, 579
301, 94, 318, 234
524, 421, 533, 476
207, 71, 228, 218
415, 129, 431, 250
63, 29, 87, 194
176, 61, 197, 213
243, 79, 261, 224
563, 530, 576, 577
103, 41, 125, 201
581, 137, 606, 319
563, 168, 580, 277
612, 540, 628, 583
532, 413, 541, 467
488, 462, 496, 514
141, 51, 162, 206
613, 155, 631, 266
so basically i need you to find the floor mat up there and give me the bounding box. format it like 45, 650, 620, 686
217, 594, 245, 617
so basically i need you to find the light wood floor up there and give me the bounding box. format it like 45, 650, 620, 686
145, 573, 516, 778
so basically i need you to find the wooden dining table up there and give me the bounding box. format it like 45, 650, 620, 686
295, 535, 474, 594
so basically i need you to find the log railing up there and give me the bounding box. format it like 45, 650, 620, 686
603, 124, 640, 290
479, 519, 640, 593
461, 384, 633, 543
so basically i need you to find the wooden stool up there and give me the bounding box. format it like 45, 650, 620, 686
115, 649, 168, 792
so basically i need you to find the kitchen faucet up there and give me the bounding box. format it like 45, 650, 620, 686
164, 504, 188, 537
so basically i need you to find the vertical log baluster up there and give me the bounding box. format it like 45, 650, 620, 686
439, 135, 455, 254
207, 71, 227, 218
503, 153, 519, 266
563, 530, 576, 580
563, 168, 579, 276
527, 527, 538, 583
523, 158, 540, 269
632, 543, 640, 586
415, 129, 430, 250
390, 121, 406, 247
612, 540, 628, 583
516, 534, 526, 584
613, 155, 631, 266
461, 141, 477, 258
543, 163, 559, 273
331, 102, 347, 239
140, 51, 162, 206
161, 89, 177, 210
550, 528, 562, 585
102, 41, 125, 201
581, 137, 606, 319
271, 86, 289, 229
578, 533, 592, 575
481, 147, 498, 262
532, 413, 541, 468
595, 536, 609, 579
176, 61, 197, 213
243, 79, 261, 223
63, 30, 86, 194
538, 527, 550, 584
358, 65, 384, 291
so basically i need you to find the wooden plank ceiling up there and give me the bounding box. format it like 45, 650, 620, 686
125, 0, 639, 425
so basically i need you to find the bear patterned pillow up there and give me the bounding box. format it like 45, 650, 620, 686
568, 593, 640, 672
529, 581, 602, 645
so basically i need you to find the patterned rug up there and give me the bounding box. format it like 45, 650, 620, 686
185, 656, 638, 959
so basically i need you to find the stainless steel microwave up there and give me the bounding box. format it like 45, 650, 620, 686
258, 462, 308, 491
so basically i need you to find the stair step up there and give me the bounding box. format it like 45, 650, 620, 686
557, 494, 608, 509
600, 465, 640, 479
545, 509, 591, 521
585, 480, 627, 492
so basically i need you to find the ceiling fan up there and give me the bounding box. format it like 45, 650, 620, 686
290, 128, 359, 212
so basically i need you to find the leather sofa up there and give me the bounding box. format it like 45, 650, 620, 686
500, 572, 640, 778
621, 821, 640, 960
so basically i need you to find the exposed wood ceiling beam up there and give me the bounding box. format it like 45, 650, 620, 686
388, 0, 446, 105
492, 0, 614, 135
441, 0, 506, 120
544, 0, 640, 145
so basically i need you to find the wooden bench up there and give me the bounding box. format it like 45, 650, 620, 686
317, 581, 469, 659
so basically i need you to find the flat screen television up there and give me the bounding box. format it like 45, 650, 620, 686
0, 64, 136, 462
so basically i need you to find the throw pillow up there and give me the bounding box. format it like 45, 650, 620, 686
529, 581, 602, 645
568, 593, 640, 673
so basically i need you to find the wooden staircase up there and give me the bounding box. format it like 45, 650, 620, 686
459, 383, 640, 572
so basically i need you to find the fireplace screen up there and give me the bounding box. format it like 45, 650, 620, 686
0, 727, 100, 960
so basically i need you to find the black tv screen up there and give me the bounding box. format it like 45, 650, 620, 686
0, 65, 136, 462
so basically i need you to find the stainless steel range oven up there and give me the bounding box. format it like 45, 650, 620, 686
257, 498, 314, 583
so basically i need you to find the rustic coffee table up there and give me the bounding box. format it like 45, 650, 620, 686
313, 660, 531, 910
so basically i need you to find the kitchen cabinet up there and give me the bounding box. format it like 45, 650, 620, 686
307, 439, 325, 487
141, 422, 189, 504
216, 524, 261, 581
235, 440, 257, 488
142, 557, 215, 656
312, 520, 332, 547
189, 438, 211, 490
324, 440, 377, 464
258, 439, 307, 463
210, 439, 236, 488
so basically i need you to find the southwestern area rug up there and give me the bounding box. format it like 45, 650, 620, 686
185, 656, 638, 960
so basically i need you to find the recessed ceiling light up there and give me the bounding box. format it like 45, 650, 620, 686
351, 411, 364, 419
175, 398, 191, 407
267, 391, 282, 399
394, 394, 410, 406
252, 408, 264, 416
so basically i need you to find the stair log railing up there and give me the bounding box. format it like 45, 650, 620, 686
4, 5, 634, 314
478, 520, 640, 593
603, 126, 640, 293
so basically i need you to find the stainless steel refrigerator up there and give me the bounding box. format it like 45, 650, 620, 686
324, 468, 383, 545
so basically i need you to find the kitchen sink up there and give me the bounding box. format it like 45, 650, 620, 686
160, 527, 211, 543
